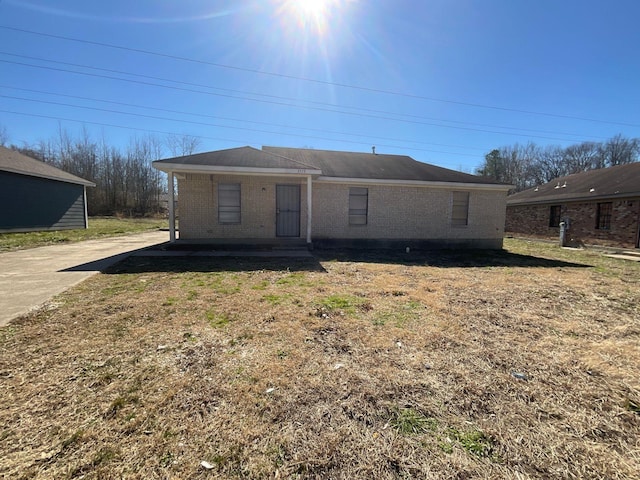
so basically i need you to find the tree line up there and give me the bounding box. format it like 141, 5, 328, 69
475, 134, 640, 192
1, 125, 199, 216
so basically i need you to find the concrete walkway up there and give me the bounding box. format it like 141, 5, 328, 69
0, 231, 168, 327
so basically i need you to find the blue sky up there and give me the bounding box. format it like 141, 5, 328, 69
1, 0, 639, 172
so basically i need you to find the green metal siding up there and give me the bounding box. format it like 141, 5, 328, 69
0, 170, 86, 232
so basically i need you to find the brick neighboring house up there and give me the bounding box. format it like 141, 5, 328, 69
506, 162, 640, 249
153, 146, 511, 249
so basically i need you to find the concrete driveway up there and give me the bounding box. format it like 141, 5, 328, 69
0, 231, 168, 327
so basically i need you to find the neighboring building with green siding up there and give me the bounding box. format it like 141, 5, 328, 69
0, 146, 95, 233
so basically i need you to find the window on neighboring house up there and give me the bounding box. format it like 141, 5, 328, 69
549, 205, 561, 227
451, 191, 470, 226
349, 187, 368, 225
218, 183, 241, 224
596, 202, 612, 230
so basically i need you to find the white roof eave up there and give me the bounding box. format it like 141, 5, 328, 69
152, 162, 322, 177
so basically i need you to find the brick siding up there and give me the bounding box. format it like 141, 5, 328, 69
178, 173, 507, 247
506, 197, 640, 248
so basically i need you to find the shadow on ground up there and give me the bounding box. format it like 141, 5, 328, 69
104, 256, 328, 274
96, 248, 590, 274
313, 248, 592, 269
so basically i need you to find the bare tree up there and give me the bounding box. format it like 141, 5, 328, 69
563, 141, 601, 173
532, 145, 569, 183
476, 143, 538, 191
0, 125, 8, 146
165, 133, 201, 157
599, 134, 639, 167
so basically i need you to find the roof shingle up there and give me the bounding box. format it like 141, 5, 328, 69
263, 146, 501, 184
0, 146, 95, 186
507, 162, 640, 205
155, 145, 504, 186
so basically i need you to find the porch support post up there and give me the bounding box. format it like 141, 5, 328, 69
306, 175, 312, 245
168, 172, 176, 242
83, 186, 89, 229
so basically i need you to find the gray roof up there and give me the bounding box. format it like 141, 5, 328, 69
153, 146, 319, 172
0, 146, 95, 186
154, 145, 504, 186
507, 162, 640, 206
263, 146, 500, 184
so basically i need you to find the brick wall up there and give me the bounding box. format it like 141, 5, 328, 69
178, 174, 307, 239
506, 197, 640, 248
178, 174, 508, 247
312, 182, 506, 243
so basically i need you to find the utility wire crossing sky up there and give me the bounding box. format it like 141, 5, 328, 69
1, 0, 639, 171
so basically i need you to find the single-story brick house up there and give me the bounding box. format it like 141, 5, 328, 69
0, 146, 95, 233
152, 146, 511, 249
506, 162, 640, 248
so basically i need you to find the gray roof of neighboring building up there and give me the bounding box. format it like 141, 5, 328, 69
154, 145, 505, 186
0, 146, 95, 186
507, 162, 640, 206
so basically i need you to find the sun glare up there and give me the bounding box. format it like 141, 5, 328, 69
281, 0, 342, 35
295, 0, 332, 17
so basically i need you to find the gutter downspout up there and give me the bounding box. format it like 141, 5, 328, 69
168, 172, 176, 242
306, 175, 312, 246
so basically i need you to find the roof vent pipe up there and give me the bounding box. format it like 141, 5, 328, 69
372, 146, 376, 154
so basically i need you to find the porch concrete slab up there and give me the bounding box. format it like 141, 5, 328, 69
0, 231, 168, 327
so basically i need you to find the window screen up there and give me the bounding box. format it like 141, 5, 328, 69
218, 183, 241, 224
549, 205, 561, 227
349, 187, 368, 225
596, 202, 612, 230
451, 191, 469, 226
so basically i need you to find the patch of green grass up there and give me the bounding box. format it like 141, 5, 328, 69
186, 290, 198, 300
251, 280, 269, 291
0, 216, 166, 252
319, 295, 365, 315
373, 300, 423, 327
206, 310, 233, 328
448, 428, 495, 458
262, 293, 290, 305
276, 272, 311, 287
390, 408, 438, 435
162, 296, 178, 306
209, 275, 242, 295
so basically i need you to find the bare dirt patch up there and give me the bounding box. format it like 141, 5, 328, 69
1, 240, 639, 479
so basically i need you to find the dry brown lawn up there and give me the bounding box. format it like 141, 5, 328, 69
1, 239, 639, 479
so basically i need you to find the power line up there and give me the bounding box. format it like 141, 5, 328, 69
0, 58, 594, 143
0, 109, 482, 161
0, 85, 486, 152
1, 24, 638, 128
0, 51, 602, 140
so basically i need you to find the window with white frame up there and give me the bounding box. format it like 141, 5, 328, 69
451, 191, 469, 226
349, 187, 368, 225
218, 183, 241, 224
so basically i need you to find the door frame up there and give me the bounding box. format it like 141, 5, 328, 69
276, 184, 301, 237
